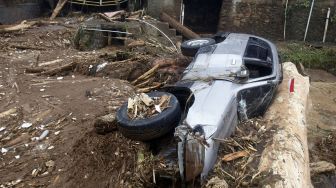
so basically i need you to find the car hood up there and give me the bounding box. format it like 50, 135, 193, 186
185, 80, 238, 138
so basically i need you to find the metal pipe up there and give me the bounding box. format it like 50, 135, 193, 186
283, 0, 289, 40
82, 28, 133, 35
304, 0, 315, 42
323, 8, 331, 43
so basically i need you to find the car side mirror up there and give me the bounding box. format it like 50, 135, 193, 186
235, 66, 249, 82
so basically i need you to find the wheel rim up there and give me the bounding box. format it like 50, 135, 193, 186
187, 40, 209, 47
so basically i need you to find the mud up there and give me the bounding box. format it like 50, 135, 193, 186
0, 16, 182, 188
306, 69, 336, 188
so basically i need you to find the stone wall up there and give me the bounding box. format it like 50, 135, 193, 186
146, 0, 181, 20
146, 0, 336, 42
286, 0, 336, 42
218, 0, 336, 42
218, 0, 284, 40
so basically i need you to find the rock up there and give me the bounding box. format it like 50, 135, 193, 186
46, 160, 55, 168
206, 177, 229, 188
94, 113, 118, 134
21, 122, 32, 128
310, 161, 336, 175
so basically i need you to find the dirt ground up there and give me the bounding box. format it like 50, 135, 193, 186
0, 15, 336, 188
306, 69, 336, 188
0, 16, 185, 187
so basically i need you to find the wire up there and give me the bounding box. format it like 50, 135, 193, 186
126, 18, 179, 53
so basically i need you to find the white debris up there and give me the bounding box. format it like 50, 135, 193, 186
140, 93, 154, 106
38, 130, 49, 140
54, 131, 60, 135
154, 105, 162, 113
1, 148, 8, 154
15, 155, 20, 159
11, 179, 22, 186
39, 124, 46, 130
56, 77, 63, 80
40, 88, 45, 92
32, 169, 40, 177
47, 146, 55, 150
21, 122, 32, 128
0, 127, 5, 132
96, 62, 108, 72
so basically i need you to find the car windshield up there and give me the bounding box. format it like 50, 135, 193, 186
182, 52, 244, 81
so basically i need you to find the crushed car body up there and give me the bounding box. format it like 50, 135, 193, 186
116, 32, 283, 184
171, 33, 283, 182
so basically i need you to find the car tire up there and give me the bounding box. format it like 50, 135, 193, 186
116, 91, 181, 141
181, 38, 216, 57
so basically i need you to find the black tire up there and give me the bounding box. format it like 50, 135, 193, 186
181, 38, 216, 57
116, 91, 181, 141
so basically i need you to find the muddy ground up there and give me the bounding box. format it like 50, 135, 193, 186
0, 16, 184, 187
306, 69, 336, 188
0, 16, 335, 188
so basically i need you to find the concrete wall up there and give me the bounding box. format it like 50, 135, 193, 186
146, 0, 181, 20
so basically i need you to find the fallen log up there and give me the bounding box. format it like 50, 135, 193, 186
258, 62, 311, 187
160, 12, 200, 39
50, 0, 68, 20
40, 62, 77, 76
0, 21, 38, 33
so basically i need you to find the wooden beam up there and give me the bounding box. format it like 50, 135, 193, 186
50, 0, 68, 20
160, 12, 200, 39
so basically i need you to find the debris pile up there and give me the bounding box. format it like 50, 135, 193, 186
208, 118, 276, 187
127, 93, 171, 119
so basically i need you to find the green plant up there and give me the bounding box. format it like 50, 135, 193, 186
278, 42, 336, 75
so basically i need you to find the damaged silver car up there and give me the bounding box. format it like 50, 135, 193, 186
116, 33, 283, 185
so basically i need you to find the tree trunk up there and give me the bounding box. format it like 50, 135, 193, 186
258, 62, 312, 187
160, 12, 200, 39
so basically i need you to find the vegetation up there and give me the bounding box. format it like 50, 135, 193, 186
278, 42, 336, 75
